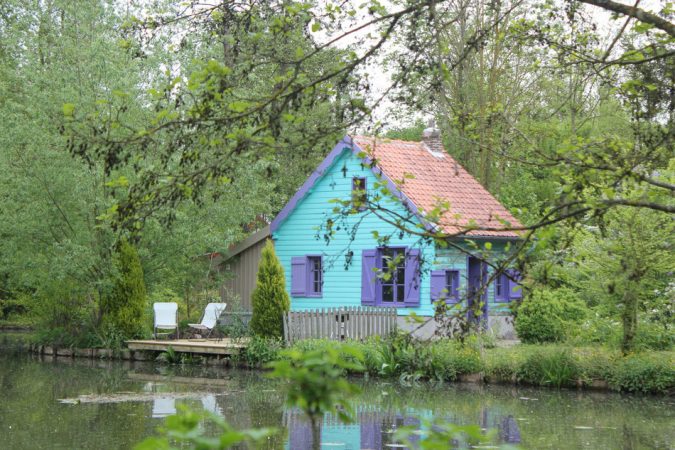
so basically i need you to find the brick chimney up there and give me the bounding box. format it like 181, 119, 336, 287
422, 120, 444, 154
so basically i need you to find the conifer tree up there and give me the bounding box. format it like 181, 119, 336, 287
250, 240, 290, 338
101, 239, 148, 338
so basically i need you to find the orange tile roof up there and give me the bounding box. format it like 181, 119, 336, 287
352, 135, 522, 238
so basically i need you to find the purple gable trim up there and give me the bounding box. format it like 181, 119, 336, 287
270, 135, 434, 234
270, 137, 354, 233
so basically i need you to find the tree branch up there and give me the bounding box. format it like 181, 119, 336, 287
578, 0, 675, 37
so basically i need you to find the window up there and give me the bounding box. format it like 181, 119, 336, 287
352, 177, 367, 211
360, 247, 420, 307
495, 274, 506, 299
431, 269, 459, 302
494, 270, 522, 303
380, 248, 406, 304
290, 255, 323, 297
308, 256, 322, 296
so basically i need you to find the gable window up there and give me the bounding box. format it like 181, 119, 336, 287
431, 269, 460, 303
360, 247, 421, 307
494, 270, 523, 303
352, 177, 367, 211
290, 255, 323, 297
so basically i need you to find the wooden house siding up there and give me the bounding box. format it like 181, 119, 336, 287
273, 149, 436, 316
220, 236, 267, 311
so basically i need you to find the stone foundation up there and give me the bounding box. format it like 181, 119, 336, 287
396, 313, 515, 340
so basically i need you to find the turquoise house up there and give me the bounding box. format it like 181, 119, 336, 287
224, 127, 523, 336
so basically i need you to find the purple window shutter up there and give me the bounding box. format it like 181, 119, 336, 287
404, 249, 421, 306
508, 269, 523, 299
361, 249, 377, 305
430, 270, 446, 301
291, 256, 307, 296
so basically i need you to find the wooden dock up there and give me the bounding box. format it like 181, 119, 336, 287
126, 338, 247, 355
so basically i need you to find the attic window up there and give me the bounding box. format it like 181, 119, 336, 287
352, 177, 367, 211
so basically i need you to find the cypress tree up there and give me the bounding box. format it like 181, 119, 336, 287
250, 240, 290, 338
101, 239, 148, 338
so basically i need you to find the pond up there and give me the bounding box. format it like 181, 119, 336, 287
0, 339, 672, 449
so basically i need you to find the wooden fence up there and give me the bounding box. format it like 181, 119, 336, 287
282, 306, 397, 344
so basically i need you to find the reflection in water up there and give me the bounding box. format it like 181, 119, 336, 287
151, 398, 176, 418
282, 407, 520, 449
0, 349, 672, 450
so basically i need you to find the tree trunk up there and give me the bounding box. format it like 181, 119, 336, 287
310, 417, 322, 450
621, 280, 639, 355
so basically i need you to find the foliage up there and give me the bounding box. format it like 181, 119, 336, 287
250, 240, 289, 339
134, 406, 276, 450
563, 208, 674, 353
288, 335, 482, 383
485, 345, 675, 394
570, 315, 673, 351
517, 347, 579, 388
607, 352, 675, 394
28, 279, 97, 347
514, 288, 587, 343
93, 322, 127, 352
100, 240, 148, 339
240, 336, 283, 368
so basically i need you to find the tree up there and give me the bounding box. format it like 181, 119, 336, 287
101, 239, 148, 339
569, 206, 674, 353
250, 240, 290, 338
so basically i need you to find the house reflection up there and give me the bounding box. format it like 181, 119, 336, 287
180, 392, 521, 449
283, 406, 521, 449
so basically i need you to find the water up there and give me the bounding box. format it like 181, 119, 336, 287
0, 343, 672, 449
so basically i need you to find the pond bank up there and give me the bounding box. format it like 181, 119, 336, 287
3, 332, 673, 395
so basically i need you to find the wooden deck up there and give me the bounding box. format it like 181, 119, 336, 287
126, 338, 247, 355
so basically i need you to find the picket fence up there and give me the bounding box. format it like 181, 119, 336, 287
282, 306, 397, 344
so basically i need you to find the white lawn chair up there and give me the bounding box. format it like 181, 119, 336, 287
153, 302, 178, 339
188, 303, 226, 337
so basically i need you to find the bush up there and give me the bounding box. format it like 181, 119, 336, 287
485, 345, 674, 394
515, 288, 587, 343
30, 279, 97, 345
518, 346, 579, 388
250, 240, 290, 339
608, 352, 675, 394
571, 315, 673, 350
100, 240, 148, 339
241, 336, 283, 368
292, 334, 483, 382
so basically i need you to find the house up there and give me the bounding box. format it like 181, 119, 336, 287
222, 126, 524, 337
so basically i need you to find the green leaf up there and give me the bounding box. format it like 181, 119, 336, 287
62, 103, 75, 117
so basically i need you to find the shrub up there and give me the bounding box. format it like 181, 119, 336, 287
100, 240, 148, 339
241, 336, 283, 368
515, 288, 587, 343
422, 340, 482, 381
633, 322, 674, 351
250, 240, 290, 338
517, 346, 579, 388
571, 315, 673, 351
607, 352, 675, 394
